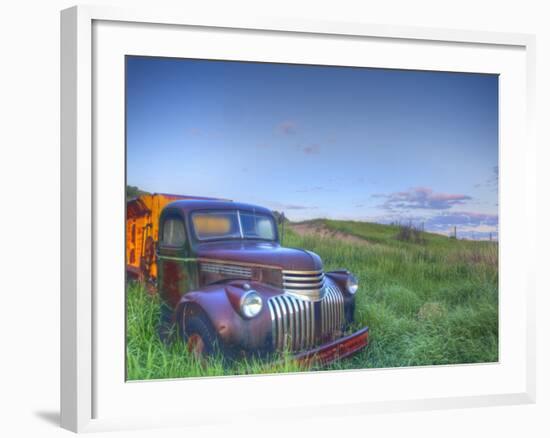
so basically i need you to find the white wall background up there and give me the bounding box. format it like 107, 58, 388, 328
0, 1, 547, 437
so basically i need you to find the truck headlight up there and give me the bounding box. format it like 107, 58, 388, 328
346, 274, 359, 294
240, 290, 263, 318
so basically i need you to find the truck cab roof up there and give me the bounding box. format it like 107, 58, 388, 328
162, 199, 275, 217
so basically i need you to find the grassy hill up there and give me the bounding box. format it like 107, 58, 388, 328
284, 219, 498, 371
126, 218, 498, 379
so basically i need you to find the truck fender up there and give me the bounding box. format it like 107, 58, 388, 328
175, 287, 231, 339
175, 285, 272, 350
326, 271, 357, 326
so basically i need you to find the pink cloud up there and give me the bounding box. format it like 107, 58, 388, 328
377, 187, 472, 210
278, 121, 297, 135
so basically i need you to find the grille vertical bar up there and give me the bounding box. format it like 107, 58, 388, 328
268, 278, 345, 352
320, 279, 345, 339
268, 294, 316, 352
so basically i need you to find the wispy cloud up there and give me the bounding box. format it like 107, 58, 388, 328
375, 187, 472, 211
278, 121, 297, 135
283, 204, 318, 210
265, 200, 319, 212
368, 210, 498, 240
474, 165, 498, 191
425, 211, 498, 239
302, 143, 321, 155
426, 211, 498, 229
295, 186, 331, 193
292, 142, 321, 155
277, 121, 321, 155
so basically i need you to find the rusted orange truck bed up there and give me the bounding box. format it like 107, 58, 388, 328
126, 193, 222, 283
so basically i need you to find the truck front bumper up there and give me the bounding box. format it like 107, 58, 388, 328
293, 327, 369, 366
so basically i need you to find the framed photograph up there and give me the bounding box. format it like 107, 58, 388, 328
61, 5, 536, 432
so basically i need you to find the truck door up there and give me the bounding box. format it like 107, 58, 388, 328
158, 214, 191, 310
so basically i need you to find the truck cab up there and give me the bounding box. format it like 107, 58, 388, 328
155, 199, 368, 363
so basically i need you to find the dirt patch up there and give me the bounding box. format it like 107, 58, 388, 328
289, 223, 369, 246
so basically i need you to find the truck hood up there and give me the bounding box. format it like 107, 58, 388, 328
195, 241, 323, 272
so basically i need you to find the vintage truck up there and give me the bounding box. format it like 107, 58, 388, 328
127, 195, 369, 365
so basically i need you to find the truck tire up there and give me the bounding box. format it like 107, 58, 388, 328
183, 314, 223, 360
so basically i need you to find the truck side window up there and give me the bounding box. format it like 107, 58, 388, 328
162, 218, 186, 247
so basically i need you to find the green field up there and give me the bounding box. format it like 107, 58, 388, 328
126, 219, 498, 380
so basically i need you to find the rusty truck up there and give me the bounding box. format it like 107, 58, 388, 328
126, 194, 369, 364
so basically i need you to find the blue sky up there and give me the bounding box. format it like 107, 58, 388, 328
126, 56, 498, 240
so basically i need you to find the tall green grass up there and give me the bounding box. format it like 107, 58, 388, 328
127, 219, 498, 380
127, 283, 307, 380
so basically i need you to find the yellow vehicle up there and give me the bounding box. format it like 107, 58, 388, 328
126, 193, 222, 284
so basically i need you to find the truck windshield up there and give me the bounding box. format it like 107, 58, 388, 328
191, 210, 277, 242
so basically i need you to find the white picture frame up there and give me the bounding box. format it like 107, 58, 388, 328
60, 4, 536, 433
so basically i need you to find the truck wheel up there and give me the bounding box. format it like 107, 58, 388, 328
184, 314, 222, 360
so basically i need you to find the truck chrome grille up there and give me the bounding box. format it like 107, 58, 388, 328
268, 294, 315, 352
320, 279, 345, 339
281, 269, 325, 301
200, 263, 252, 279
268, 278, 346, 352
